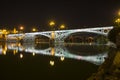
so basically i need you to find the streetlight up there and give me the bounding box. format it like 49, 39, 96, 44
20, 26, 24, 31
115, 11, 120, 26
49, 21, 55, 26
60, 56, 65, 61
32, 28, 37, 32
19, 26, 24, 33
20, 53, 23, 59
50, 60, 54, 66
49, 21, 56, 44
49, 21, 55, 31
60, 24, 65, 30
18, 26, 24, 43
115, 18, 120, 23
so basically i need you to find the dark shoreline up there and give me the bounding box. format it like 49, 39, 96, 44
87, 47, 120, 80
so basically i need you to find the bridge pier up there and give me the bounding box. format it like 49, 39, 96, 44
49, 38, 64, 45
55, 40, 64, 43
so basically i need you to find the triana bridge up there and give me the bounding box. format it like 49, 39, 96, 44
7, 26, 113, 43
7, 43, 108, 65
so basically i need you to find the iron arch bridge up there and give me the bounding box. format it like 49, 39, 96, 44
7, 26, 113, 42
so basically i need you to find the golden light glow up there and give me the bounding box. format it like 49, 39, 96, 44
2, 29, 8, 34
4, 45, 7, 51
32, 52, 35, 56
20, 54, 23, 58
13, 28, 18, 34
3, 50, 6, 55
115, 18, 120, 23
60, 56, 65, 61
60, 24, 65, 29
51, 47, 55, 56
20, 26, 24, 30
2, 29, 6, 32
51, 31, 55, 39
50, 60, 54, 66
2, 44, 7, 55
13, 50, 18, 55
32, 28, 36, 32
49, 21, 55, 26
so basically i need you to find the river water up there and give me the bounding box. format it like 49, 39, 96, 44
0, 42, 110, 80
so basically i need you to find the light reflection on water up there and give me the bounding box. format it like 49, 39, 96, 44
0, 42, 109, 65
0, 42, 111, 79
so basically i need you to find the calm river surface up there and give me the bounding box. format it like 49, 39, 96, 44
0, 42, 110, 80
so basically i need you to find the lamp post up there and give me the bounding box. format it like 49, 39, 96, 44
59, 24, 65, 30
18, 26, 24, 43
19, 26, 24, 33
115, 10, 120, 27
49, 21, 55, 31
32, 28, 37, 32
115, 18, 120, 26
49, 21, 55, 44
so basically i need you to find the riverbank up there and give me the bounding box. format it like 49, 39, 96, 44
87, 47, 120, 80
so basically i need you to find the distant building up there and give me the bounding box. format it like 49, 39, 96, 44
0, 29, 8, 41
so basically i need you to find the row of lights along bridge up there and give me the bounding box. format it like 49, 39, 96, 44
0, 21, 66, 35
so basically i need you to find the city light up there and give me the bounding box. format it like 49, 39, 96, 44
51, 31, 55, 39
60, 56, 65, 61
50, 60, 54, 66
51, 47, 55, 56
32, 28, 36, 32
115, 18, 120, 23
3, 50, 6, 55
2, 44, 7, 55
115, 18, 120, 26
32, 52, 35, 56
20, 26, 24, 30
60, 24, 65, 29
115, 10, 120, 26
49, 21, 55, 26
2, 29, 8, 34
13, 28, 18, 34
13, 50, 18, 55
20, 54, 23, 58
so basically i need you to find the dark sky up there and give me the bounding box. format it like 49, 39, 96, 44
0, 0, 120, 30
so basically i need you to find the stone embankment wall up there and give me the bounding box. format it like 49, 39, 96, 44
87, 48, 120, 80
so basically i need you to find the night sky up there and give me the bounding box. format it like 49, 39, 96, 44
0, 0, 120, 31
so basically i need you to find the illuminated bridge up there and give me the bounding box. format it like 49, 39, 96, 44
7, 43, 108, 65
7, 26, 113, 42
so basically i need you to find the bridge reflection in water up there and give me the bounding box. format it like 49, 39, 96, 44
3, 42, 110, 66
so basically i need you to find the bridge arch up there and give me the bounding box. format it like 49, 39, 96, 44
23, 32, 51, 42
63, 31, 108, 43
34, 35, 50, 43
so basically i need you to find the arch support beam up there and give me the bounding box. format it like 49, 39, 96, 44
23, 35, 35, 42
